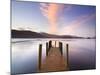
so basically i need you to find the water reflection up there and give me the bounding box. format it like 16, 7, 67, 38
11, 39, 96, 74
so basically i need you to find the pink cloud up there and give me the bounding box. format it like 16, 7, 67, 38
40, 3, 72, 34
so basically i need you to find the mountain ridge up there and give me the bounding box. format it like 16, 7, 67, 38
11, 29, 95, 39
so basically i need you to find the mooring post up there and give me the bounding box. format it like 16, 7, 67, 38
46, 42, 49, 56
66, 44, 69, 68
55, 41, 56, 47
38, 44, 42, 70
59, 42, 63, 55
49, 40, 52, 50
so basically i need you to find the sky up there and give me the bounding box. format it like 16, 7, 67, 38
11, 0, 96, 37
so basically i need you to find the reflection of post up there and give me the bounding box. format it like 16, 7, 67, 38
66, 44, 69, 68
38, 44, 42, 70
46, 42, 49, 56
59, 42, 63, 55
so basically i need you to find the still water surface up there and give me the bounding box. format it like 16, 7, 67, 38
11, 38, 96, 74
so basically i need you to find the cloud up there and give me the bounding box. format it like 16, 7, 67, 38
40, 3, 73, 34
60, 13, 95, 35
40, 3, 62, 34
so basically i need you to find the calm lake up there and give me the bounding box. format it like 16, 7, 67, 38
11, 38, 96, 74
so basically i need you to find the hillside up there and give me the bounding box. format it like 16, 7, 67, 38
11, 30, 88, 39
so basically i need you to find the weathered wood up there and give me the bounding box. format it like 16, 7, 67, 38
49, 40, 52, 50
55, 41, 56, 47
59, 42, 63, 55
38, 41, 69, 72
40, 47, 68, 72
46, 42, 49, 56
66, 44, 69, 68
38, 44, 42, 70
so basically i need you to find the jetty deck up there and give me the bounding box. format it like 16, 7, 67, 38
38, 40, 69, 72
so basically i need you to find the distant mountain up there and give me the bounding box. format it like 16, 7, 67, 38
11, 30, 92, 39
12, 30, 45, 38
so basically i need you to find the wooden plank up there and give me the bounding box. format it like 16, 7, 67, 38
40, 47, 68, 72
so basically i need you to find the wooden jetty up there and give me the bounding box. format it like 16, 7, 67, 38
38, 40, 69, 72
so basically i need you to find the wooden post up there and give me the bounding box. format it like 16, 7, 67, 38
38, 44, 42, 70
55, 41, 56, 47
59, 42, 63, 55
49, 40, 52, 49
66, 44, 69, 68
46, 42, 49, 56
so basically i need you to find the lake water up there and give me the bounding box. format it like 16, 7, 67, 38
11, 38, 96, 74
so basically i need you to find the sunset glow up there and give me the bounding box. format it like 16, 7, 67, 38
40, 3, 63, 34
12, 1, 96, 37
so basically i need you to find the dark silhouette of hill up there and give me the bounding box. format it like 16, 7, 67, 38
11, 30, 92, 39
12, 30, 46, 38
